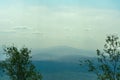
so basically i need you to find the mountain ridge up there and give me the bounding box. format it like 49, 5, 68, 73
32, 46, 96, 61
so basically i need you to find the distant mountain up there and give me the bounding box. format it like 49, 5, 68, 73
32, 46, 96, 61
31, 46, 97, 80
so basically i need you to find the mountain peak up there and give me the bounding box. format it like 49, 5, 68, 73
32, 46, 96, 61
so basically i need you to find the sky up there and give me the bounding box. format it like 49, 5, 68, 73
0, 0, 120, 51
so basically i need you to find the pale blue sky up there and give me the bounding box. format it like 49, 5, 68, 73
0, 0, 120, 9
0, 0, 120, 51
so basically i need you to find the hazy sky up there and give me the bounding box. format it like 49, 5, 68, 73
0, 0, 120, 50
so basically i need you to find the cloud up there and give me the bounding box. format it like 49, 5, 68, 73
0, 30, 16, 34
12, 26, 32, 31
84, 28, 92, 32
32, 32, 44, 36
0, 5, 120, 50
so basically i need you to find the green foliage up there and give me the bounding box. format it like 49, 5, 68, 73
1, 46, 42, 80
80, 35, 120, 80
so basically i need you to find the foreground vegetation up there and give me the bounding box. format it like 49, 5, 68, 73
0, 46, 42, 80
80, 35, 120, 80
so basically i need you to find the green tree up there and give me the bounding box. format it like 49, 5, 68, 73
1, 46, 42, 80
80, 35, 120, 80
